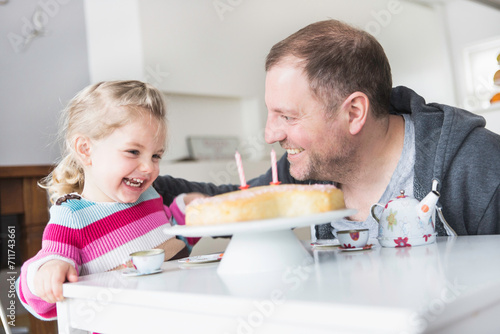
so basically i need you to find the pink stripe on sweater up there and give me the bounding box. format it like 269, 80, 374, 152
80, 211, 169, 263
17, 283, 57, 320
44, 198, 165, 248
168, 202, 200, 246
169, 202, 185, 226
36, 242, 82, 268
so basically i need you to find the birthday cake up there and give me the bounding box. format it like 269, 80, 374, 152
185, 184, 345, 226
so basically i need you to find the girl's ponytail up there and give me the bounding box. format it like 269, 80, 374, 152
39, 154, 84, 204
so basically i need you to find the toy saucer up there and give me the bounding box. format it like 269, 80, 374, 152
339, 244, 374, 252
311, 240, 340, 249
121, 268, 162, 277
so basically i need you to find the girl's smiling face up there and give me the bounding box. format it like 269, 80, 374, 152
79, 111, 166, 203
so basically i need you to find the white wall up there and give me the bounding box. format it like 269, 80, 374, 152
92, 0, 460, 162
0, 0, 90, 166
84, 0, 145, 83
137, 0, 455, 102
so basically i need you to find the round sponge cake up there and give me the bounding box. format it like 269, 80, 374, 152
186, 184, 345, 226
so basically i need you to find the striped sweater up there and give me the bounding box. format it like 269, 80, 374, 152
17, 187, 181, 320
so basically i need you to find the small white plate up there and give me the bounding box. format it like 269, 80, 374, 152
339, 244, 374, 252
311, 240, 340, 248
178, 253, 224, 264
121, 268, 162, 277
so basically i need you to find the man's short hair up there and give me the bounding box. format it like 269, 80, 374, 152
266, 19, 392, 118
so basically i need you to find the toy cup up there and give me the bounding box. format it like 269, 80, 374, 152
337, 229, 369, 249
130, 249, 164, 274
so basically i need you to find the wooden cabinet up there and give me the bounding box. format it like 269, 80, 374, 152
0, 166, 51, 262
0, 165, 57, 334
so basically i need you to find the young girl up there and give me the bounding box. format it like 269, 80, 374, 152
17, 80, 191, 320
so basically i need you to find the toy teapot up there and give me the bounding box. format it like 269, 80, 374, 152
370, 187, 440, 248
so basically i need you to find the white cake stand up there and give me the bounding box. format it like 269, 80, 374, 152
165, 209, 356, 276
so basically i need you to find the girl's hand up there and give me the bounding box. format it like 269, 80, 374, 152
34, 259, 78, 303
183, 192, 208, 206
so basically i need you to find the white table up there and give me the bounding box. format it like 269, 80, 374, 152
57, 235, 500, 334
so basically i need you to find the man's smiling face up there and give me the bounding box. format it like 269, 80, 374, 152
264, 60, 355, 182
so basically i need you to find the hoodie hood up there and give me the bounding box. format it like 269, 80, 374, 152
390, 86, 486, 196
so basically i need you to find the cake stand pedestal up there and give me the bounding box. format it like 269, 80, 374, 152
217, 228, 311, 276
165, 209, 356, 276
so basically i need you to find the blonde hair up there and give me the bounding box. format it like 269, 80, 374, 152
40, 80, 167, 203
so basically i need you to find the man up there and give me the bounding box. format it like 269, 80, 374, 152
154, 19, 500, 239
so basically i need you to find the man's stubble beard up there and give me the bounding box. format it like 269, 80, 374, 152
289, 137, 358, 184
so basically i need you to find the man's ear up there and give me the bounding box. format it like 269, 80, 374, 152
341, 92, 369, 135
75, 136, 92, 166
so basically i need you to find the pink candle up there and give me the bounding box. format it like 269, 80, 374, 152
235, 151, 249, 189
270, 148, 280, 185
